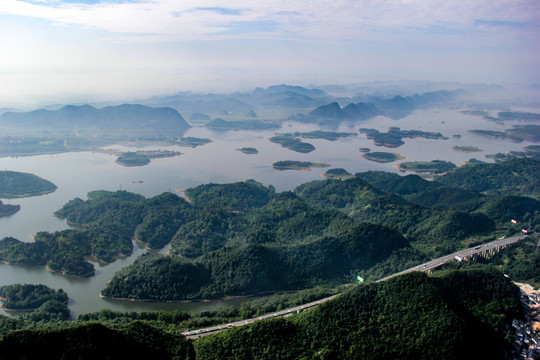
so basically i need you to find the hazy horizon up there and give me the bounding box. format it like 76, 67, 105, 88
1, 0, 539, 107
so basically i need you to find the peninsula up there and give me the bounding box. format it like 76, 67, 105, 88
0, 170, 57, 198
0, 201, 20, 217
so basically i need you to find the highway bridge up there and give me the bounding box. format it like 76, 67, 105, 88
180, 233, 535, 339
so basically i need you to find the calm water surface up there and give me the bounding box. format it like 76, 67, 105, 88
0, 109, 537, 317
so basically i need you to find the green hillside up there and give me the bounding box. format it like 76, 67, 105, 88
436, 158, 540, 198
195, 269, 522, 360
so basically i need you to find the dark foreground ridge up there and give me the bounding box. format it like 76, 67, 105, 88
181, 233, 532, 339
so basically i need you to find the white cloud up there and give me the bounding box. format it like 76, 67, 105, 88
0, 0, 538, 104
1, 0, 538, 42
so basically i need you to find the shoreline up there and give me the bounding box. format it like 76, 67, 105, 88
362, 152, 404, 163
45, 264, 95, 278
0, 205, 21, 217
99, 289, 301, 304
452, 146, 483, 153
0, 188, 57, 199
53, 213, 90, 228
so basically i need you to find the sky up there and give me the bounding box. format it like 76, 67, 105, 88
0, 0, 539, 106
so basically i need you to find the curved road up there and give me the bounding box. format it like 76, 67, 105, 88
181, 233, 535, 339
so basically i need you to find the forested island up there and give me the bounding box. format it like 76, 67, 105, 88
272, 160, 330, 170
236, 147, 258, 154
362, 151, 404, 163
0, 201, 20, 217
174, 137, 212, 148
452, 145, 482, 152
269, 135, 316, 153
116, 150, 181, 167
0, 284, 68, 311
282, 130, 356, 141
322, 168, 353, 180
397, 160, 457, 174
0, 170, 57, 198
359, 127, 447, 148
0, 227, 132, 276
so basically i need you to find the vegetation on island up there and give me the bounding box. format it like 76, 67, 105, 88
485, 151, 540, 162
452, 145, 482, 152
0, 170, 57, 198
362, 151, 404, 163
359, 147, 370, 153
0, 226, 132, 276
0, 136, 76, 157
359, 127, 447, 148
175, 137, 212, 147
359, 128, 404, 147
283, 130, 356, 141
497, 111, 540, 121
0, 134, 205, 158
116, 150, 181, 167
469, 124, 540, 142
322, 168, 353, 180
272, 160, 330, 170
269, 134, 316, 153
397, 160, 457, 174
236, 147, 258, 154
0, 201, 20, 217
0, 284, 68, 311
460, 110, 489, 117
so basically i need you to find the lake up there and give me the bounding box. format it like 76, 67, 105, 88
0, 109, 536, 317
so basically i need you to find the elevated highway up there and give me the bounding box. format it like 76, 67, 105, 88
181, 233, 535, 339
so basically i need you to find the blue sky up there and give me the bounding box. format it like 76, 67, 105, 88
0, 0, 539, 105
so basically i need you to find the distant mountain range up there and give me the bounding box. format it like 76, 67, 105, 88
0, 104, 191, 131
304, 90, 461, 122
1, 83, 515, 130
306, 102, 381, 122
